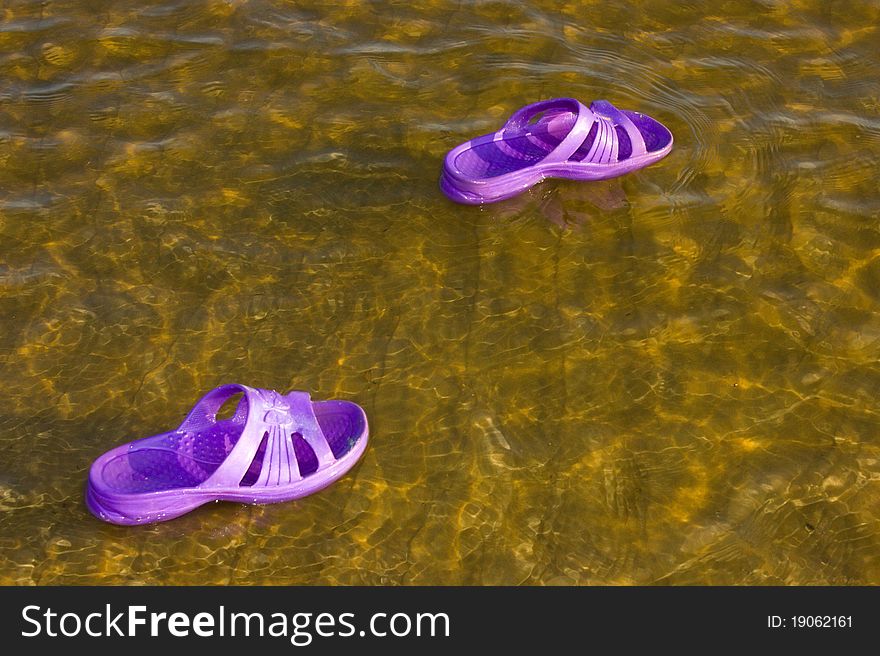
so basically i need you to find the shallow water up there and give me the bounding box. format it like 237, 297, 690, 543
2, 0, 880, 585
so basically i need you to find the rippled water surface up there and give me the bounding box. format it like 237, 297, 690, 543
2, 0, 880, 585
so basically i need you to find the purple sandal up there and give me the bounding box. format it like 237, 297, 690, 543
440, 97, 673, 204
86, 384, 369, 525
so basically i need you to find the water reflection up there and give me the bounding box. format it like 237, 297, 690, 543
487, 179, 629, 229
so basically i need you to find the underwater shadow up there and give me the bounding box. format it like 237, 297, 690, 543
484, 179, 629, 229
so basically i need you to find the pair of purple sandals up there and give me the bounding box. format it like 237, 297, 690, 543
88, 97, 673, 525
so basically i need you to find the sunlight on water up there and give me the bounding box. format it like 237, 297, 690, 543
1, 0, 879, 585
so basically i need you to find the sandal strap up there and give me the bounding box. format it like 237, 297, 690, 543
177, 384, 250, 433
284, 391, 335, 466
589, 100, 648, 159
200, 386, 334, 489
503, 97, 596, 166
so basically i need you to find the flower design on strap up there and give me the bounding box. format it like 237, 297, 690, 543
259, 389, 294, 427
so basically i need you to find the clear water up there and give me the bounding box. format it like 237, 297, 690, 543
2, 0, 879, 584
